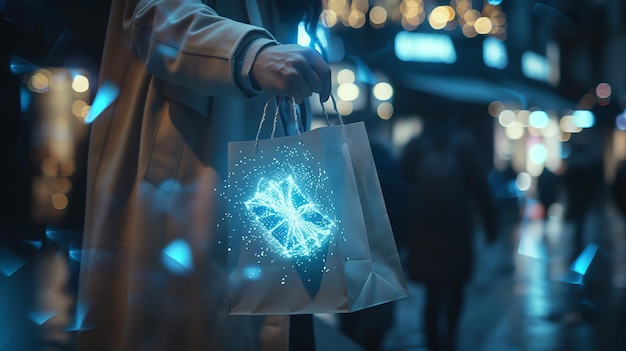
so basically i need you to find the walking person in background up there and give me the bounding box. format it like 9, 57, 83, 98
537, 166, 562, 220
340, 136, 413, 351
562, 142, 600, 259
612, 159, 626, 224
400, 117, 497, 351
76, 1, 331, 351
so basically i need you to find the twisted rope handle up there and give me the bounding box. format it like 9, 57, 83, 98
320, 93, 343, 126
254, 93, 343, 152
254, 97, 280, 152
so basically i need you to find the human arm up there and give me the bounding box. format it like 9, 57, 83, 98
120, 0, 330, 101
121, 0, 275, 97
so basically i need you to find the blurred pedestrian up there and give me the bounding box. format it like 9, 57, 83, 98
537, 166, 561, 220
612, 159, 626, 219
400, 119, 497, 351
562, 146, 597, 256
340, 136, 413, 351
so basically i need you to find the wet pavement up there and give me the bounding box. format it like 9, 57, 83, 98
381, 197, 626, 351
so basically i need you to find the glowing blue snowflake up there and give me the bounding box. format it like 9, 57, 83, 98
244, 176, 334, 258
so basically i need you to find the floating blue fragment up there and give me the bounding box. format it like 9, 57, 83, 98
85, 81, 119, 124
68, 249, 82, 262
20, 87, 32, 113
28, 311, 57, 325
570, 243, 599, 276
22, 239, 44, 250
161, 239, 193, 274
65, 301, 91, 331
0, 249, 27, 277
10, 55, 39, 74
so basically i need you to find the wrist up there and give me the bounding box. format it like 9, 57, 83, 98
238, 38, 279, 94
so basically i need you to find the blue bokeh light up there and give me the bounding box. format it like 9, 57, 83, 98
242, 266, 262, 281
528, 143, 548, 165
529, 110, 549, 128
483, 37, 508, 69
572, 110, 595, 128
395, 32, 457, 64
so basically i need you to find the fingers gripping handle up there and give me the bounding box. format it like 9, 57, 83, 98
254, 94, 343, 152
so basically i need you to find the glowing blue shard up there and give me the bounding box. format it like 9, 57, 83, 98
22, 239, 44, 250
0, 251, 26, 277
161, 239, 193, 274
68, 249, 82, 262
245, 176, 334, 258
558, 270, 583, 285
10, 55, 39, 74
45, 228, 81, 247
85, 81, 119, 124
570, 243, 599, 276
65, 301, 91, 331
28, 311, 57, 325
20, 87, 32, 113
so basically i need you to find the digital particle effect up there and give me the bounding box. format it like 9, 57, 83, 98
228, 142, 338, 261
245, 176, 334, 258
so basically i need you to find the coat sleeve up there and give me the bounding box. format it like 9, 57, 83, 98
121, 0, 278, 97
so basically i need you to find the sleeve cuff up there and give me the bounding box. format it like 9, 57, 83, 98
236, 37, 279, 96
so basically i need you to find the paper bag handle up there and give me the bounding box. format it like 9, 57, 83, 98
253, 93, 343, 150
254, 97, 280, 145
320, 93, 344, 126
254, 96, 301, 152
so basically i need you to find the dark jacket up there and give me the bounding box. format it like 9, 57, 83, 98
400, 128, 497, 287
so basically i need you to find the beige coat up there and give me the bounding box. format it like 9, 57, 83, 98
77, 0, 300, 350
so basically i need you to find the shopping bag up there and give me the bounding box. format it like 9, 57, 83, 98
226, 97, 408, 315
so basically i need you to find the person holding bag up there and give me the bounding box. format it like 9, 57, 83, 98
77, 1, 330, 350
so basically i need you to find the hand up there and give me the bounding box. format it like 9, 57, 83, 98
252, 44, 331, 103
